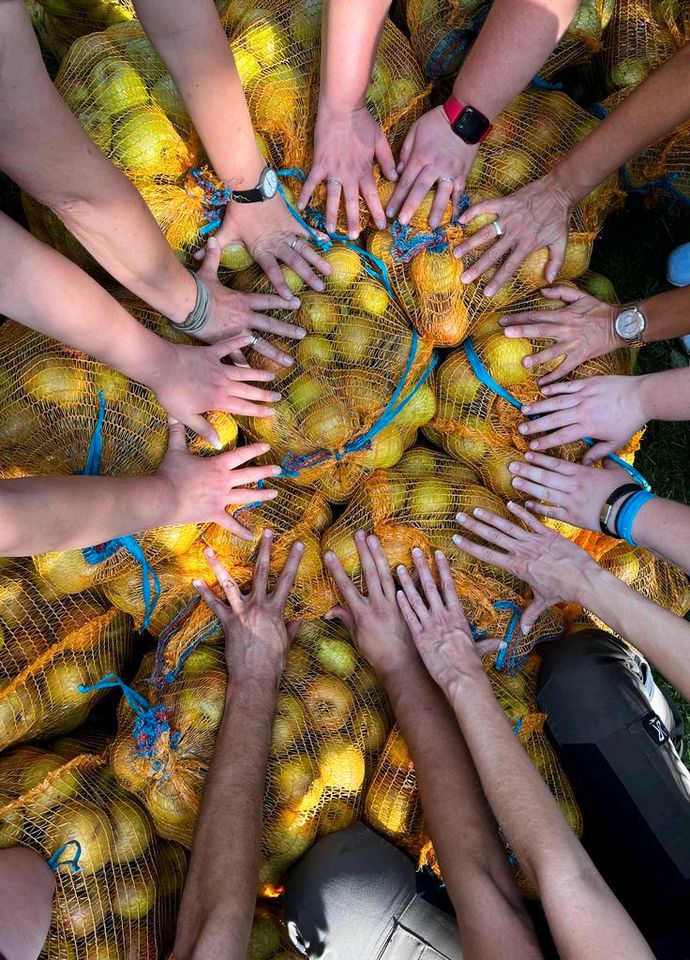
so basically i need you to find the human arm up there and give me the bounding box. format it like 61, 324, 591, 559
395, 550, 654, 959
0, 848, 55, 960
132, 0, 330, 299
501, 285, 690, 385
298, 0, 397, 237
324, 533, 541, 960
0, 424, 280, 556
174, 533, 303, 960
510, 451, 690, 575
387, 0, 580, 228
456, 42, 690, 294
518, 368, 690, 461
0, 1, 298, 351
452, 501, 690, 700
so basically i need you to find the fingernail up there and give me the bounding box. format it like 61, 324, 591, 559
324, 551, 335, 562
294, 540, 304, 551
512, 478, 522, 488
523, 357, 532, 368
267, 490, 278, 498
281, 356, 294, 366
521, 624, 531, 636
213, 437, 223, 450
456, 512, 467, 521
324, 611, 333, 620
434, 550, 444, 560
461, 272, 471, 283
484, 288, 495, 299
316, 281, 325, 292
263, 529, 273, 539
389, 170, 399, 181
412, 547, 423, 558
271, 393, 282, 402
396, 564, 406, 575
355, 530, 366, 541
453, 534, 463, 544
260, 443, 270, 452
507, 500, 516, 508
291, 299, 302, 309
529, 441, 538, 450
349, 231, 359, 240
295, 327, 306, 338
272, 466, 281, 476
386, 207, 393, 218
504, 327, 517, 338
473, 508, 484, 517
377, 218, 386, 230
193, 578, 203, 587
396, 162, 404, 174
522, 404, 531, 413
205, 547, 215, 557
518, 424, 528, 434
509, 462, 519, 473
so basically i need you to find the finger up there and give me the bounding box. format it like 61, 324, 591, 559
224, 379, 282, 403
386, 162, 421, 219
281, 243, 327, 293
298, 165, 322, 211
582, 440, 617, 465
227, 487, 279, 506
518, 409, 578, 437
273, 540, 305, 606
520, 393, 580, 418
522, 450, 578, 475
204, 547, 243, 610
451, 532, 507, 569
227, 464, 281, 488
166, 417, 187, 452
197, 236, 222, 280
398, 168, 438, 226
483, 247, 526, 298
341, 182, 361, 239
521, 596, 550, 635
396, 588, 421, 635
192, 578, 228, 620
411, 547, 445, 612
545, 235, 568, 285
245, 294, 302, 314
324, 549, 363, 608
507, 499, 548, 533
221, 441, 270, 468
457, 198, 499, 226
360, 176, 387, 232
250, 336, 295, 369
374, 132, 398, 184
510, 475, 559, 503
527, 425, 586, 450
537, 357, 581, 386
460, 237, 511, 285
252, 529, 272, 595
293, 239, 331, 276
212, 335, 255, 358
396, 562, 431, 624
456, 510, 519, 552
325, 179, 342, 234
366, 535, 397, 602
183, 414, 222, 451
224, 397, 279, 418
476, 638, 505, 657
501, 309, 566, 331
397, 124, 416, 173
255, 252, 295, 301
453, 221, 503, 261
458, 507, 531, 541
540, 284, 582, 303
524, 500, 568, 521
538, 379, 588, 397
434, 550, 464, 618
324, 604, 356, 634
214, 511, 255, 540
522, 341, 570, 373
428, 178, 454, 229
356, 531, 385, 601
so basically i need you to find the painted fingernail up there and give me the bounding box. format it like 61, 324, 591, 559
473, 508, 484, 517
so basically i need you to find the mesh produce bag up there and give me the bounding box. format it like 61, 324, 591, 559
0, 746, 185, 958
367, 88, 619, 347
237, 253, 437, 503
366, 653, 582, 891
597, 542, 690, 618
29, 0, 136, 63
105, 618, 391, 896
322, 446, 565, 667
0, 599, 133, 753
604, 0, 685, 91
0, 322, 206, 619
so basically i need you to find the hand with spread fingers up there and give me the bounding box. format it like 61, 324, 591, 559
158, 421, 281, 540
453, 174, 574, 298
395, 547, 503, 695
453, 501, 600, 633
190, 237, 308, 368
193, 530, 304, 681
299, 106, 397, 238
385, 107, 477, 228
499, 286, 620, 385
508, 451, 633, 533
324, 530, 417, 679
519, 375, 646, 462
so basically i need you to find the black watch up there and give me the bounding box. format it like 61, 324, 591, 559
442, 96, 492, 145
231, 166, 279, 204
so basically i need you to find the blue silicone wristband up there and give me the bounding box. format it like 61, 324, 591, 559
615, 490, 656, 546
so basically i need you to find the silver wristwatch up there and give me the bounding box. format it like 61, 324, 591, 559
614, 305, 647, 348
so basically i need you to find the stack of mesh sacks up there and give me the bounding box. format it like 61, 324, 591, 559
404, 0, 615, 84
604, 0, 689, 90
368, 87, 619, 348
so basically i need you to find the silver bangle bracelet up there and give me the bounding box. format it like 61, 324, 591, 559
171, 270, 211, 333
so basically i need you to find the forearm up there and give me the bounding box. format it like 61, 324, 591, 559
382, 661, 539, 957
452, 0, 579, 120
551, 43, 690, 203
175, 676, 277, 960
1, 214, 174, 389
637, 368, 690, 422
320, 0, 391, 111
0, 476, 170, 556
629, 496, 690, 574
133, 0, 263, 184
638, 287, 690, 342
577, 565, 690, 699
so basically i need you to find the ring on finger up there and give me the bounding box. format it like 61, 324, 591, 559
437, 176, 454, 184
492, 219, 504, 237
289, 236, 302, 251
248, 332, 259, 347
327, 178, 343, 186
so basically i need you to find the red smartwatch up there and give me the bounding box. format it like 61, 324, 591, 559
443, 95, 492, 144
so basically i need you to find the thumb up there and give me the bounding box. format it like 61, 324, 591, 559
287, 618, 305, 641
324, 605, 356, 634
167, 417, 188, 451
582, 440, 617, 465
545, 236, 567, 285
476, 637, 505, 657
541, 283, 580, 303
197, 236, 222, 280
186, 414, 223, 452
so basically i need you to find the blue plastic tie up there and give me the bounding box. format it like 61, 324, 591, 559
493, 600, 521, 671
79, 391, 161, 628
185, 167, 233, 237
390, 221, 449, 264
77, 674, 181, 757
619, 165, 690, 208
47, 840, 82, 874
461, 337, 652, 489
531, 75, 563, 91
513, 717, 524, 736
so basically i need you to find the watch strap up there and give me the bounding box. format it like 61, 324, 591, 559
443, 94, 466, 126
232, 186, 264, 204
599, 482, 643, 537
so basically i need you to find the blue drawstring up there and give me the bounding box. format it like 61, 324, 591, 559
493, 600, 522, 671
390, 222, 449, 263
186, 167, 234, 237
513, 717, 524, 736
461, 337, 651, 489
79, 391, 161, 629
531, 75, 563, 91
278, 330, 438, 478
47, 840, 82, 874
77, 674, 180, 759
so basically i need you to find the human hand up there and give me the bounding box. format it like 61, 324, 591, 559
324, 530, 416, 681
508, 451, 634, 533
189, 238, 306, 366
500, 286, 620, 385
298, 104, 396, 237
454, 173, 574, 297
518, 375, 646, 461
151, 337, 281, 448
214, 190, 331, 300
156, 420, 280, 539
395, 547, 501, 696
385, 106, 478, 228
193, 529, 304, 684
453, 501, 601, 632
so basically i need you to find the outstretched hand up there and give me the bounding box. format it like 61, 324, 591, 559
453, 501, 600, 633
193, 529, 304, 683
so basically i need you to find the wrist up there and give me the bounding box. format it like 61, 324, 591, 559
218, 149, 267, 190
318, 96, 367, 120
165, 269, 198, 327
636, 372, 657, 422
130, 335, 177, 396
446, 659, 491, 710
227, 668, 281, 706
572, 559, 618, 610
548, 163, 586, 209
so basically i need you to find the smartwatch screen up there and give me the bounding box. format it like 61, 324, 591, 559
452, 106, 490, 145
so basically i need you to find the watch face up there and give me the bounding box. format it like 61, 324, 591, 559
616, 308, 644, 339
452, 106, 490, 145
262, 168, 279, 199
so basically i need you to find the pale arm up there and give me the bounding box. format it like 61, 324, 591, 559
396, 551, 654, 960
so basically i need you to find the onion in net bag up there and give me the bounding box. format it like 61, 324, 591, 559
605, 0, 683, 91
28, 0, 136, 63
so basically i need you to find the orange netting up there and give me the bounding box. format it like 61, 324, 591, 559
605, 0, 687, 91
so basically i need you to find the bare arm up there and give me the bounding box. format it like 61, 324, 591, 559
396, 550, 654, 960
0, 848, 55, 960
175, 534, 303, 960
387, 0, 579, 228
324, 534, 541, 960
0, 427, 280, 556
